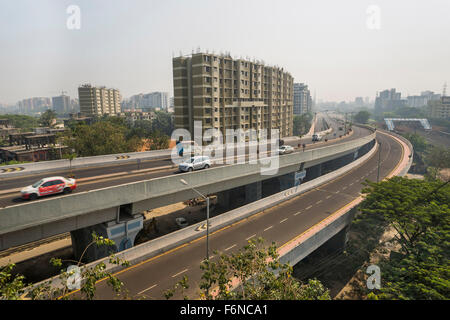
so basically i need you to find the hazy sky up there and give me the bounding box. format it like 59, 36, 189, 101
1, 0, 449, 104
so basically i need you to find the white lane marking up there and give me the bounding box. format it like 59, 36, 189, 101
246, 234, 256, 241
225, 244, 237, 251
316, 200, 322, 204
294, 210, 302, 216
171, 269, 188, 278
342, 186, 347, 190
280, 218, 288, 224
349, 183, 353, 186
264, 225, 273, 232
137, 284, 157, 295
306, 205, 313, 210
326, 195, 332, 199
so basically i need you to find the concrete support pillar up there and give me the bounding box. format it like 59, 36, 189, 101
307, 163, 322, 180
71, 214, 143, 263
245, 181, 262, 203
217, 190, 231, 210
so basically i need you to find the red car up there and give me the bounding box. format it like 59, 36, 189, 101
20, 176, 77, 200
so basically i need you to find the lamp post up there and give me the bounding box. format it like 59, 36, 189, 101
180, 179, 210, 262
377, 142, 382, 183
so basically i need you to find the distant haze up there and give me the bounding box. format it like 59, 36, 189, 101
0, 0, 449, 104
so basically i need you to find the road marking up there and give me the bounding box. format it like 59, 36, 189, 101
294, 210, 302, 216
137, 284, 157, 295
171, 269, 188, 278
264, 226, 273, 232
342, 186, 347, 190
246, 234, 256, 241
316, 200, 322, 204
349, 183, 353, 186
225, 244, 237, 251
305, 205, 312, 210
280, 218, 288, 224
326, 195, 332, 199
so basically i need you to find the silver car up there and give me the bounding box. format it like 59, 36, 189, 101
179, 156, 211, 172
278, 145, 294, 155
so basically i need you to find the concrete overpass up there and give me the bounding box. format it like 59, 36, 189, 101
27, 128, 412, 299
0, 126, 374, 258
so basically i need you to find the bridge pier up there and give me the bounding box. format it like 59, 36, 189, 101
307, 163, 322, 180
321, 226, 349, 254
71, 214, 143, 262
245, 181, 262, 203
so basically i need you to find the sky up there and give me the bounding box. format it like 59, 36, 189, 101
0, 0, 449, 105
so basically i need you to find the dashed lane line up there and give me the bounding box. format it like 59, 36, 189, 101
171, 269, 188, 278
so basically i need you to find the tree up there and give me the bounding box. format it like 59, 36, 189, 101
152, 111, 174, 136
65, 121, 137, 157
359, 177, 450, 299
39, 110, 57, 128
403, 133, 427, 153
354, 110, 370, 124
165, 238, 331, 300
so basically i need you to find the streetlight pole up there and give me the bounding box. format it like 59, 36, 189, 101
377, 142, 382, 183
180, 179, 210, 262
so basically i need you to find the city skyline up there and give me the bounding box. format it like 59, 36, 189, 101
1, 0, 449, 105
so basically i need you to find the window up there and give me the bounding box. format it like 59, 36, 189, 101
205, 66, 211, 72
205, 98, 211, 103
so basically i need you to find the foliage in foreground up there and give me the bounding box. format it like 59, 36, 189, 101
165, 237, 331, 300
359, 176, 450, 299
0, 233, 129, 300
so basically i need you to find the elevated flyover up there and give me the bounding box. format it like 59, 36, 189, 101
30, 128, 410, 299
0, 127, 375, 255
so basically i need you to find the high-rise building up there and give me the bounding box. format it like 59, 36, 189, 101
52, 94, 70, 114
428, 96, 450, 119
122, 92, 169, 111
407, 91, 441, 108
78, 84, 121, 116
173, 52, 293, 142
17, 97, 51, 114
374, 88, 406, 114
293, 83, 312, 115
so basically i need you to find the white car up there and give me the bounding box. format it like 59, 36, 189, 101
312, 134, 322, 142
179, 156, 211, 172
278, 145, 294, 155
21, 176, 77, 200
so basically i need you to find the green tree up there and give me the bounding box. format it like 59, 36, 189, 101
403, 133, 427, 153
65, 121, 134, 157
165, 238, 331, 300
359, 177, 450, 299
39, 110, 57, 128
354, 110, 370, 124
152, 111, 174, 136
293, 113, 313, 136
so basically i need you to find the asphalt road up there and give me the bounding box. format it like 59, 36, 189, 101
85, 130, 402, 300
0, 119, 367, 208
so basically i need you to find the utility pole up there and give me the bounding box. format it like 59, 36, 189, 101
377, 142, 382, 183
